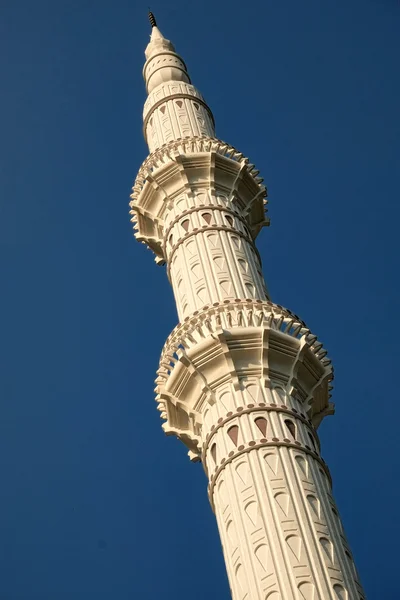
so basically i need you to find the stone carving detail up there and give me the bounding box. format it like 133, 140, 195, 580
130, 136, 269, 266
298, 582, 316, 600
333, 584, 348, 599
133, 174, 269, 317
133, 22, 366, 600
144, 83, 215, 152
206, 395, 364, 599
152, 299, 363, 598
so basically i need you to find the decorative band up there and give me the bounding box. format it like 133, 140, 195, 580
145, 65, 191, 94
202, 403, 320, 453
143, 51, 189, 81
207, 439, 332, 509
143, 94, 216, 140
166, 225, 260, 279
160, 298, 306, 358
130, 136, 267, 209
162, 204, 251, 255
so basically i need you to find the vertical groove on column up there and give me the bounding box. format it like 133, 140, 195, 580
218, 230, 244, 299
216, 463, 259, 599
247, 449, 288, 598
279, 445, 331, 597
134, 22, 366, 600
311, 458, 362, 598
260, 402, 300, 597
241, 236, 267, 300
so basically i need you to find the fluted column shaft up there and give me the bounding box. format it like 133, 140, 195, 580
143, 81, 215, 152
132, 20, 366, 600
202, 385, 365, 600
164, 188, 268, 320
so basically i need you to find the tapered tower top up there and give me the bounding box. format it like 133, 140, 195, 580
143, 12, 190, 92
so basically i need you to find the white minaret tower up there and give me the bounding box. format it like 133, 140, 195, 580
130, 14, 365, 600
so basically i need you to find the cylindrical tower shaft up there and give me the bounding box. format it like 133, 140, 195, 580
204, 385, 363, 600
130, 17, 365, 600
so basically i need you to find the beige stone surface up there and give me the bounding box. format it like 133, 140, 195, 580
131, 19, 366, 600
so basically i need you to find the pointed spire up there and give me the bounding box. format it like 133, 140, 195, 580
148, 11, 157, 28
143, 14, 191, 92
144, 15, 175, 60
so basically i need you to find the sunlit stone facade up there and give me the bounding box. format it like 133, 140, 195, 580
130, 15, 365, 600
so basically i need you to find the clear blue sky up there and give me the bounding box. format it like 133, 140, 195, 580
1, 1, 399, 598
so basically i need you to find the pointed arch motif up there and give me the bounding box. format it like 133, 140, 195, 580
284, 419, 296, 440
210, 443, 217, 463
255, 416, 268, 437
227, 425, 239, 446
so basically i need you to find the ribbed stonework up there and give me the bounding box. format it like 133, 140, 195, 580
130, 19, 365, 600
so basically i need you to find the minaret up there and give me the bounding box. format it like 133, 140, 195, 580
130, 14, 365, 600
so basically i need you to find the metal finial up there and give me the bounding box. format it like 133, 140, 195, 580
148, 10, 157, 28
